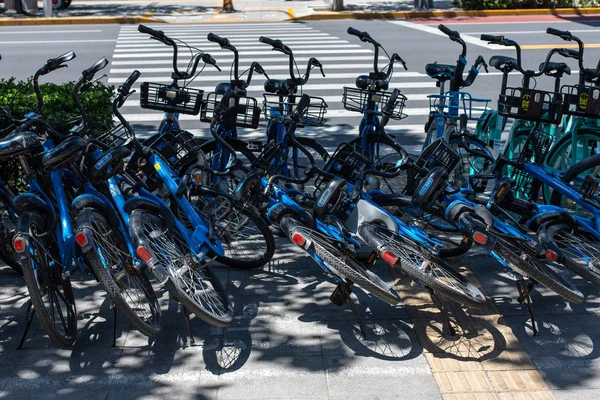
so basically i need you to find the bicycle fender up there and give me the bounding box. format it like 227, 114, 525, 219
72, 194, 120, 230
123, 197, 175, 231
528, 211, 576, 233
13, 193, 56, 235
355, 199, 398, 232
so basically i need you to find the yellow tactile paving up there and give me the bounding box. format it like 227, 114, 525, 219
390, 257, 557, 399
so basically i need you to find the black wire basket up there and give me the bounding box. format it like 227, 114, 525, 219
516, 124, 554, 166
95, 123, 131, 148
403, 139, 460, 196
498, 87, 563, 124
200, 92, 261, 129
342, 87, 408, 120
262, 94, 328, 126
428, 92, 490, 121
143, 129, 206, 174
314, 142, 371, 193
140, 82, 204, 115
561, 84, 600, 118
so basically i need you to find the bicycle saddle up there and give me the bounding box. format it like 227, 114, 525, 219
489, 55, 518, 72
215, 82, 247, 97
355, 75, 388, 90
42, 135, 86, 171
425, 63, 455, 81
0, 131, 42, 161
539, 61, 571, 76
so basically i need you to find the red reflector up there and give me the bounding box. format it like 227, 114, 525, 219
13, 237, 25, 253
546, 250, 559, 261
75, 232, 88, 247
136, 246, 153, 263
473, 232, 488, 245
381, 250, 399, 265
291, 233, 306, 247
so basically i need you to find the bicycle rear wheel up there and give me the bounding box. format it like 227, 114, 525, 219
17, 212, 77, 348
78, 210, 162, 337
130, 209, 233, 327
0, 187, 22, 275
359, 222, 486, 308
539, 223, 600, 285
487, 227, 584, 303
550, 152, 600, 217
280, 216, 400, 306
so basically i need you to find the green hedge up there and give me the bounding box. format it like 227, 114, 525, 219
454, 0, 599, 9
0, 78, 115, 137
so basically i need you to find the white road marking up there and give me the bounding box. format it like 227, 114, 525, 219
110, 55, 389, 65
0, 39, 117, 45
113, 44, 362, 53
389, 20, 507, 50
112, 49, 375, 58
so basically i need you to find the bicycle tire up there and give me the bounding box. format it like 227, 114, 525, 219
279, 136, 329, 196
550, 152, 600, 211
539, 223, 600, 285
0, 187, 22, 275
77, 209, 162, 337
449, 134, 496, 192
280, 215, 400, 306
359, 222, 486, 308
348, 132, 410, 194
129, 209, 234, 327
546, 130, 600, 173
18, 211, 77, 348
199, 138, 255, 192
485, 225, 584, 303
195, 198, 275, 269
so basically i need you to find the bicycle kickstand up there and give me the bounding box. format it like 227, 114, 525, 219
182, 305, 196, 346
428, 288, 456, 336
516, 279, 538, 336
112, 302, 118, 347
17, 300, 36, 350
343, 284, 368, 340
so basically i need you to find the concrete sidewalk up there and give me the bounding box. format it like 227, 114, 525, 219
0, 0, 455, 24
2, 235, 600, 399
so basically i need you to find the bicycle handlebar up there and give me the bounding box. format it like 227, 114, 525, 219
545, 27, 600, 84
259, 36, 322, 85
207, 32, 230, 47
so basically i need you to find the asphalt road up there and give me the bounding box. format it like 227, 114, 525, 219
3, 18, 600, 152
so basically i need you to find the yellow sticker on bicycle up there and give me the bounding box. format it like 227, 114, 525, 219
154, 163, 161, 171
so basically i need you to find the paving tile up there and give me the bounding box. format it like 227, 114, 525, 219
434, 370, 493, 393
487, 370, 548, 391
425, 353, 483, 372
443, 393, 498, 400
554, 388, 600, 400
496, 392, 555, 400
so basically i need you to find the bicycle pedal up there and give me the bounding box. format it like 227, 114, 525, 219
330, 284, 351, 307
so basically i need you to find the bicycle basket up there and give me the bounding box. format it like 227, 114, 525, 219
515, 124, 554, 166
561, 85, 600, 118
342, 87, 408, 120
404, 139, 460, 196
315, 142, 371, 193
140, 82, 204, 115
95, 123, 131, 148
200, 92, 261, 129
428, 92, 490, 121
506, 167, 540, 200
145, 129, 206, 173
498, 87, 562, 124
262, 94, 328, 126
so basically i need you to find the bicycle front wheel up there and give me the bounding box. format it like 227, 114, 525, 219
280, 216, 400, 306
359, 222, 487, 308
17, 212, 77, 348
130, 209, 233, 327
78, 210, 162, 337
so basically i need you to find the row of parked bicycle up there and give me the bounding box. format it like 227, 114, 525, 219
1, 23, 600, 349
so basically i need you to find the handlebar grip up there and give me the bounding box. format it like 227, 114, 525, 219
207, 32, 229, 47
121, 70, 141, 93
547, 27, 571, 38
564, 48, 580, 59
138, 24, 160, 37
83, 57, 109, 79
259, 36, 280, 48
480, 34, 503, 42
438, 24, 454, 36
347, 27, 363, 37
54, 50, 76, 65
